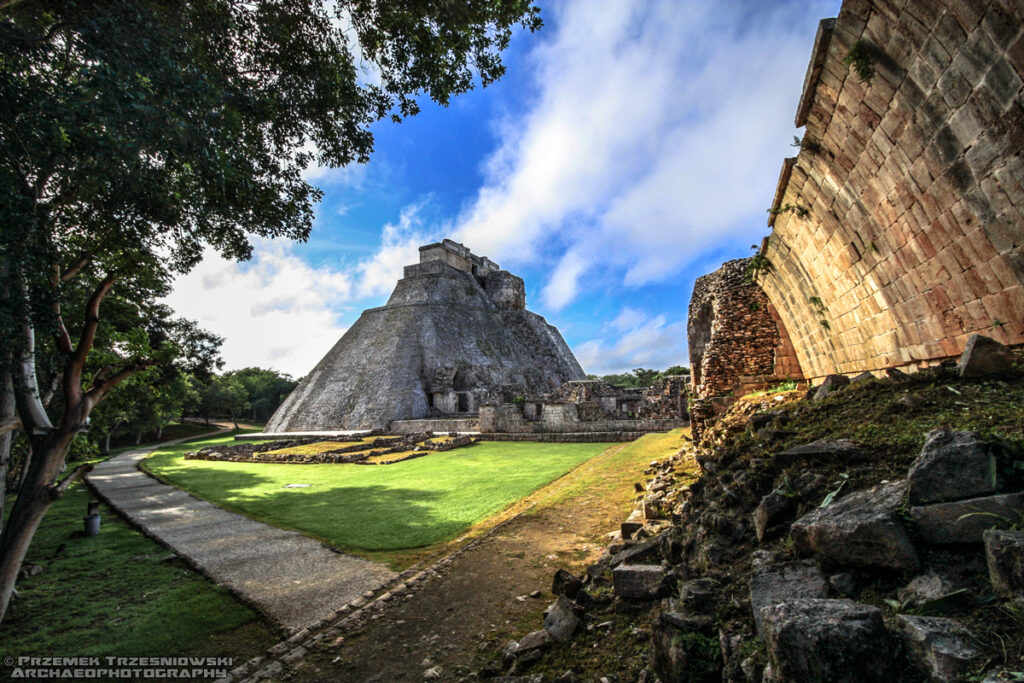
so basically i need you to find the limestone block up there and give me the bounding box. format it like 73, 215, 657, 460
753, 492, 798, 542
612, 564, 667, 600
812, 374, 850, 401
749, 560, 828, 638
760, 599, 894, 683
896, 615, 980, 682
911, 493, 1024, 544
790, 481, 919, 570
908, 428, 997, 504
542, 595, 582, 642
650, 612, 721, 683
984, 530, 1024, 602
957, 334, 1014, 378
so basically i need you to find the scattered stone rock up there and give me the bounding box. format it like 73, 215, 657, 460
650, 612, 722, 683
551, 569, 582, 599
680, 578, 718, 613
513, 630, 552, 656
813, 374, 850, 401
897, 570, 959, 609
957, 334, 1015, 378
612, 564, 668, 600
790, 481, 919, 570
908, 429, 997, 505
895, 615, 980, 682
828, 572, 857, 597
543, 596, 583, 642
753, 492, 797, 542
773, 439, 870, 469
911, 493, 1024, 545
423, 666, 443, 680
622, 509, 644, 539
749, 560, 828, 638
885, 367, 913, 382
851, 371, 875, 383
760, 599, 893, 683
984, 530, 1024, 602
18, 564, 43, 579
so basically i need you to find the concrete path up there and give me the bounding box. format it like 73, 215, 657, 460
86, 429, 396, 633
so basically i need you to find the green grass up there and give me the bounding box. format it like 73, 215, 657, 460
142, 435, 613, 560
0, 482, 273, 658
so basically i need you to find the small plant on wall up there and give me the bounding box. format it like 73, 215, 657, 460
745, 253, 773, 282
844, 39, 875, 82
767, 203, 810, 219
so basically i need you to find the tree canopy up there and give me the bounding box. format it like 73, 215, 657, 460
0, 0, 540, 623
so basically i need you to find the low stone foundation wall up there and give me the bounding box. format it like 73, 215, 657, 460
390, 418, 481, 433
478, 429, 676, 443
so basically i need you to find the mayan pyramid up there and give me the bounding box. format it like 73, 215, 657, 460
266, 240, 586, 432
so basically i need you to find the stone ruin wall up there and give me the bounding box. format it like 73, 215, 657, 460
688, 258, 804, 400
756, 0, 1024, 381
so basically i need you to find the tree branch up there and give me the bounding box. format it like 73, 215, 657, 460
48, 463, 93, 501
0, 416, 22, 436
87, 359, 155, 403
60, 252, 92, 282
70, 273, 116, 370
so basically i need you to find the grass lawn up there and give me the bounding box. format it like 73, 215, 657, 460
0, 482, 274, 659
142, 434, 613, 566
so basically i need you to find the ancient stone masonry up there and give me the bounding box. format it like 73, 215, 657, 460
266, 239, 586, 431
753, 0, 1024, 380
688, 258, 804, 399
476, 377, 688, 441
687, 258, 805, 442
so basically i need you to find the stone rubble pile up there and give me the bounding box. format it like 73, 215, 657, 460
486, 339, 1023, 682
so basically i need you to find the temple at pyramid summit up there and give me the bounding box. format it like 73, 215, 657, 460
266, 240, 688, 438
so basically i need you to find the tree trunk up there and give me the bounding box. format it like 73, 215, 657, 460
231, 410, 239, 430
103, 430, 112, 455
0, 370, 14, 531
156, 424, 163, 440
0, 429, 77, 622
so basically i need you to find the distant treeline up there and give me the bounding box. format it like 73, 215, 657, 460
587, 366, 690, 388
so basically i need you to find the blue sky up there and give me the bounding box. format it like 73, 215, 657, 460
166, 0, 842, 378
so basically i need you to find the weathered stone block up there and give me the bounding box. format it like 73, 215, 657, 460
551, 569, 582, 600
749, 560, 828, 638
650, 612, 721, 683
957, 334, 1014, 377
911, 493, 1024, 544
790, 481, 919, 570
513, 629, 552, 656
908, 428, 997, 504
773, 439, 869, 469
612, 564, 667, 600
813, 374, 850, 401
984, 529, 1024, 602
753, 492, 798, 542
542, 595, 582, 642
760, 599, 893, 683
896, 615, 979, 682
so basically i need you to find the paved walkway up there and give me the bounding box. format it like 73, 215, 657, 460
86, 429, 396, 633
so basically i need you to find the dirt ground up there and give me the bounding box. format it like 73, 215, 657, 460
284, 442, 655, 682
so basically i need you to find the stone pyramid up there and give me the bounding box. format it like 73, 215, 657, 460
266, 240, 585, 432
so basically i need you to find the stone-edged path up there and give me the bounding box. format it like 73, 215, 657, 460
86, 429, 396, 634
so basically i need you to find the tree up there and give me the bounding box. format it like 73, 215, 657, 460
200, 376, 250, 430
227, 367, 298, 423
0, 0, 540, 622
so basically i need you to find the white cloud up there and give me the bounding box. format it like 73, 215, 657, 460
451, 0, 836, 308
355, 201, 443, 298
575, 308, 688, 376
163, 240, 352, 377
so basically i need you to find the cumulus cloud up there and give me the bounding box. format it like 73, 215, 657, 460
163, 240, 353, 377
355, 201, 443, 298
575, 308, 688, 376
451, 0, 832, 307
